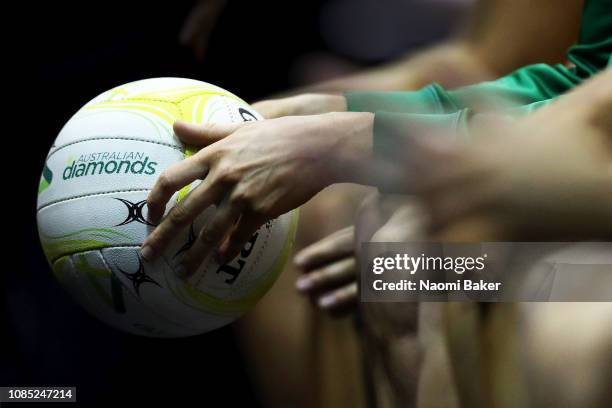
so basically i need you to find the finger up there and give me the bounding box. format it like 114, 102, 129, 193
181, 201, 242, 276
293, 226, 354, 270
295, 257, 355, 294
147, 152, 211, 224
173, 120, 246, 146
316, 282, 358, 317
142, 175, 224, 261
217, 213, 266, 264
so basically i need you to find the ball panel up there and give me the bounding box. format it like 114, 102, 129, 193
39, 187, 298, 317
178, 95, 263, 125
101, 247, 235, 332
55, 250, 206, 337
53, 99, 179, 152
38, 191, 160, 263
86, 77, 236, 106
177, 210, 300, 313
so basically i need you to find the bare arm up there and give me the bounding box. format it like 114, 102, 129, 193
290, 0, 584, 94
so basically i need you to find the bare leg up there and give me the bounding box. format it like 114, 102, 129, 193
233, 184, 371, 408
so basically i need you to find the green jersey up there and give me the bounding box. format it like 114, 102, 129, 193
345, 0, 612, 188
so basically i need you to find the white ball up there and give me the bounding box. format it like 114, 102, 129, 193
36, 78, 298, 337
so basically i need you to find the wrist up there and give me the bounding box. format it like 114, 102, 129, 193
323, 111, 374, 185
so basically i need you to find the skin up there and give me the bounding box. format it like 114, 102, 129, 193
144, 0, 584, 280
352, 195, 460, 408
279, 0, 582, 97
347, 71, 612, 408
238, 0, 582, 316
258, 0, 582, 100
167, 2, 587, 407
141, 112, 374, 273
403, 70, 612, 240
293, 226, 357, 316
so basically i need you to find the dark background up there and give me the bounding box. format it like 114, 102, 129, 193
6, 1, 463, 405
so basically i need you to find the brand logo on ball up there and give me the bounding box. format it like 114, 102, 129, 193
62, 151, 158, 180
174, 223, 258, 285
215, 232, 260, 284
114, 198, 154, 226
119, 256, 160, 296
239, 108, 257, 122
214, 221, 273, 284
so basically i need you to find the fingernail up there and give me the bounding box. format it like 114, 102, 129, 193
295, 276, 312, 291
293, 254, 306, 267
318, 294, 336, 309
141, 245, 154, 260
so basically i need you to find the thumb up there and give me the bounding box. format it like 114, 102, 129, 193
173, 120, 245, 146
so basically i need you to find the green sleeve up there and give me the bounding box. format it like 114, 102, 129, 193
347, 63, 586, 188
372, 110, 470, 193
350, 0, 612, 191
346, 83, 457, 115
445, 63, 582, 110
347, 63, 583, 116
346, 0, 612, 115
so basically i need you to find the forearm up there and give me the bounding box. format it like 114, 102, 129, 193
350, 71, 612, 194
280, 0, 583, 96
347, 60, 587, 116
302, 42, 497, 93
345, 62, 599, 194
396, 0, 584, 89
432, 71, 612, 240
320, 112, 424, 191
460, 0, 583, 74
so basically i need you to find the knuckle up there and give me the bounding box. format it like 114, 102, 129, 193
229, 189, 250, 207
156, 172, 175, 192
168, 204, 190, 226
215, 162, 239, 183
251, 201, 270, 216
204, 148, 222, 167
145, 233, 163, 252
